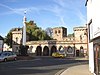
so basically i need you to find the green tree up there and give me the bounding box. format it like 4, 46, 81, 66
26, 21, 52, 41
4, 32, 12, 48
45, 27, 53, 37
67, 33, 74, 37
4, 20, 52, 48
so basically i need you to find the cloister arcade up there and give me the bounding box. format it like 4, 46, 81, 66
26, 40, 87, 57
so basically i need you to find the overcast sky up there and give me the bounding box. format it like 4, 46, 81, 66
0, 0, 87, 37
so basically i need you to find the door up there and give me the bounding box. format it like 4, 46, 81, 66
76, 50, 79, 57
97, 46, 100, 75
94, 45, 100, 75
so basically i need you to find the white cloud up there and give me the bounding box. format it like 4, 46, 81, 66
59, 17, 66, 26
41, 3, 66, 26
0, 3, 40, 16
53, 0, 65, 7
0, 0, 86, 26
0, 3, 14, 11
77, 10, 86, 25
55, 0, 86, 25
0, 3, 24, 16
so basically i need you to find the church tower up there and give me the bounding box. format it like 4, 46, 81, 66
74, 26, 87, 43
12, 28, 22, 53
52, 27, 67, 41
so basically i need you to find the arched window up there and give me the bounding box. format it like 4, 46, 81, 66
29, 46, 33, 53
55, 30, 57, 34
67, 46, 74, 54
80, 46, 84, 53
80, 35, 82, 41
58, 30, 60, 33
16, 37, 18, 43
59, 46, 64, 51
80, 46, 83, 49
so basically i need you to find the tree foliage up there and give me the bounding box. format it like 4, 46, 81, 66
45, 27, 53, 37
26, 21, 52, 41
67, 33, 74, 37
4, 20, 52, 47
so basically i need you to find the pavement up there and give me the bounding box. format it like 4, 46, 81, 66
60, 64, 93, 75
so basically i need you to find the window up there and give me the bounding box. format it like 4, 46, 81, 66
16, 37, 18, 43
55, 30, 57, 34
58, 30, 60, 33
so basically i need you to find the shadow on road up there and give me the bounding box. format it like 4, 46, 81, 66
0, 57, 88, 75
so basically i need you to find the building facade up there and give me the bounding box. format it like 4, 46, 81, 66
12, 25, 88, 57
86, 0, 100, 75
0, 35, 4, 52
52, 27, 67, 41
12, 28, 23, 53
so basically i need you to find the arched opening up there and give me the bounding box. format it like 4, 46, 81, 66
80, 46, 84, 57
29, 46, 33, 53
80, 46, 83, 49
51, 45, 57, 55
43, 46, 49, 56
67, 46, 74, 57
59, 46, 64, 51
59, 46, 62, 51
67, 46, 73, 53
35, 46, 42, 56
76, 50, 79, 57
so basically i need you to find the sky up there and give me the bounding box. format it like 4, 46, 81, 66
0, 0, 87, 37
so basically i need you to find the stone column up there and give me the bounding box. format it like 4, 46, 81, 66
22, 11, 27, 46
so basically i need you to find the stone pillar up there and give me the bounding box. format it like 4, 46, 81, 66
22, 11, 27, 46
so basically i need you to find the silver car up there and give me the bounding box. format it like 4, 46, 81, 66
0, 51, 17, 62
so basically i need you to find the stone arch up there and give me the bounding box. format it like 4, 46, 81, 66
80, 46, 83, 50
67, 46, 73, 54
80, 46, 84, 56
43, 46, 49, 56
58, 46, 64, 51
50, 45, 57, 55
29, 46, 33, 53
36, 46, 42, 56
76, 50, 80, 57
67, 46, 74, 57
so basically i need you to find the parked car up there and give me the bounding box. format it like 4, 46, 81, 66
0, 51, 17, 62
52, 51, 66, 58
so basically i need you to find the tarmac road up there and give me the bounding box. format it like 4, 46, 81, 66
0, 57, 88, 75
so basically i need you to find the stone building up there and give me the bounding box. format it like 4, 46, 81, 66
12, 25, 88, 57
52, 27, 67, 41
86, 0, 100, 75
0, 35, 4, 52
12, 28, 22, 53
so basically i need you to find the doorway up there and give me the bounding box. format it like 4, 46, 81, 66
76, 50, 79, 57
94, 45, 100, 75
36, 46, 42, 56
43, 46, 49, 56
51, 46, 57, 55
